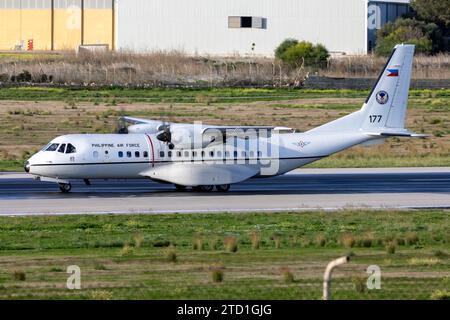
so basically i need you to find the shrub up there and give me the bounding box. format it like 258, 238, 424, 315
315, 234, 327, 247
386, 242, 396, 254
275, 38, 299, 60
430, 290, 450, 300
405, 232, 419, 246
433, 250, 448, 258
340, 233, 355, 248
209, 237, 220, 250
210, 266, 224, 283
358, 233, 374, 248
284, 42, 329, 67
12, 271, 26, 281
165, 246, 177, 263
250, 232, 261, 250
94, 263, 107, 270
353, 276, 366, 293
224, 236, 238, 253
272, 235, 282, 249
192, 235, 205, 250
119, 243, 134, 257
133, 234, 144, 248
280, 268, 294, 283
275, 40, 329, 67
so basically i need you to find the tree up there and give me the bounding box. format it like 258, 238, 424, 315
411, 0, 450, 31
375, 18, 440, 56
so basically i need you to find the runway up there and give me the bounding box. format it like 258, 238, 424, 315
0, 167, 449, 216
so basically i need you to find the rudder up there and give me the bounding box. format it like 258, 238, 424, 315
361, 44, 415, 130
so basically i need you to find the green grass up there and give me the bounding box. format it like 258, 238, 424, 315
0, 210, 448, 300
0, 87, 448, 104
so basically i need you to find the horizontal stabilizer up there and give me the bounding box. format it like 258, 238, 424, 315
365, 131, 430, 138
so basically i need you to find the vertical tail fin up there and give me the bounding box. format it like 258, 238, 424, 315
307, 44, 415, 134
361, 44, 415, 130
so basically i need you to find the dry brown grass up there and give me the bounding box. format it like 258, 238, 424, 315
0, 51, 287, 86
323, 54, 450, 79
340, 233, 356, 248
250, 232, 261, 250
224, 236, 238, 253
1, 51, 448, 88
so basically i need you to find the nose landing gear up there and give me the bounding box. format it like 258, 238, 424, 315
58, 183, 72, 193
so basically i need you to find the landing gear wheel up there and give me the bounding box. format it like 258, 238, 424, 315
59, 183, 72, 193
174, 184, 187, 191
215, 184, 230, 192
200, 185, 214, 192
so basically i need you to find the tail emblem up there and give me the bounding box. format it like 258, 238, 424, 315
387, 69, 399, 77
376, 91, 389, 105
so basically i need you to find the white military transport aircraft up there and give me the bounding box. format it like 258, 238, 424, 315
25, 44, 426, 193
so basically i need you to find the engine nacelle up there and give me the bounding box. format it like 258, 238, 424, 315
127, 122, 164, 134
162, 124, 222, 149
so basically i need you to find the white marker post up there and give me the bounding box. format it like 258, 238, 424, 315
323, 256, 350, 300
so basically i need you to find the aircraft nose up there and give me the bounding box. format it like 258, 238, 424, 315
24, 160, 30, 173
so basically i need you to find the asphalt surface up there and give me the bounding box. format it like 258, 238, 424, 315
0, 168, 449, 215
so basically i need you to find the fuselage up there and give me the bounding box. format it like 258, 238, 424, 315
26, 131, 371, 185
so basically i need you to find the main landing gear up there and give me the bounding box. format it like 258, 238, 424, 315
175, 184, 230, 192
58, 183, 72, 193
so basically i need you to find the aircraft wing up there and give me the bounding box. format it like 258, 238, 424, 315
120, 116, 163, 124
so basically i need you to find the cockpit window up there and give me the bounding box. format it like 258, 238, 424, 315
45, 143, 59, 152
58, 144, 66, 153
66, 144, 76, 154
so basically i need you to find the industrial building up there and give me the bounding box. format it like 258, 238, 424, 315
0, 0, 410, 55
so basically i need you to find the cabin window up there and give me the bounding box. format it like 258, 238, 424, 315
168, 151, 172, 158
45, 143, 59, 152
57, 144, 66, 153
66, 144, 76, 154
105, 150, 109, 155
241, 151, 246, 158
184, 151, 189, 157
233, 151, 238, 158
177, 151, 182, 157
93, 151, 99, 158
257, 151, 262, 157
159, 151, 165, 158
135, 151, 140, 158
201, 151, 205, 158
192, 151, 197, 157
217, 151, 222, 157
127, 151, 132, 158
225, 151, 230, 158
118, 151, 124, 158
209, 151, 214, 157
143, 151, 148, 158
250, 151, 254, 157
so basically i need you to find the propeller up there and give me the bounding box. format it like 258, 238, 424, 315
156, 122, 175, 149
116, 118, 128, 134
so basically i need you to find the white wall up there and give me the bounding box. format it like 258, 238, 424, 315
117, 0, 368, 56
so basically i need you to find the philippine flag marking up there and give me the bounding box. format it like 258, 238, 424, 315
387, 69, 399, 77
